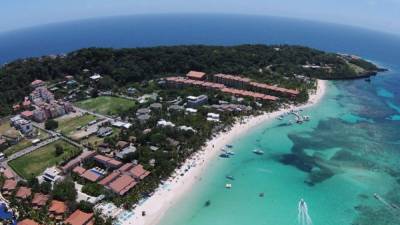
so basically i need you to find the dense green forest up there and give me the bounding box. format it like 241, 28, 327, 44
0, 45, 380, 116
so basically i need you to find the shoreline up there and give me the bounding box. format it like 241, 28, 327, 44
124, 80, 327, 225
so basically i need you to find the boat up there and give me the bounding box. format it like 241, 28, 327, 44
277, 116, 284, 120
252, 149, 264, 155
226, 175, 235, 180
259, 192, 264, 197
219, 153, 230, 158
303, 116, 310, 121
221, 149, 235, 156
204, 200, 211, 207
225, 183, 232, 189
226, 144, 233, 148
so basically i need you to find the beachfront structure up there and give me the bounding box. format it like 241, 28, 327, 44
186, 70, 206, 80
213, 73, 299, 97
187, 95, 208, 107
98, 163, 150, 196
207, 113, 220, 122
214, 73, 251, 89
64, 209, 94, 225
165, 76, 279, 102
73, 166, 104, 182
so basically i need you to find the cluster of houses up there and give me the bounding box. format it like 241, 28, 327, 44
1, 174, 94, 225
60, 148, 151, 196
13, 79, 75, 123
166, 71, 300, 102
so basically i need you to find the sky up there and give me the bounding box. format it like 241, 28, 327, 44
1, 0, 399, 35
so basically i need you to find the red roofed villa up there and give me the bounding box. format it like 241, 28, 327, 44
64, 209, 94, 225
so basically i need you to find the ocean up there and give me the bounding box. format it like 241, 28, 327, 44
1, 14, 400, 225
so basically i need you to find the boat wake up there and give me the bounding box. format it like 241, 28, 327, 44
298, 199, 312, 225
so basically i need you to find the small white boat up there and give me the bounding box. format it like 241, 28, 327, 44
252, 149, 264, 155
225, 183, 232, 189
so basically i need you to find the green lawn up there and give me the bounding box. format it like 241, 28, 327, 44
58, 114, 97, 136
75, 96, 136, 115
3, 139, 32, 156
9, 140, 81, 179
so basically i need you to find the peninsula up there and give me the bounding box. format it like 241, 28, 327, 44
0, 45, 381, 224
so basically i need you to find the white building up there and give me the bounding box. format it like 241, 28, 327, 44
207, 113, 220, 122
157, 119, 175, 128
40, 166, 63, 184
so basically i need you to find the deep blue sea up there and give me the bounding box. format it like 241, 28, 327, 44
1, 14, 400, 225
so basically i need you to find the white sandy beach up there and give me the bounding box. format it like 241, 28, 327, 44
123, 80, 327, 225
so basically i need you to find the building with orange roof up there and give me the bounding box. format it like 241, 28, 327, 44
186, 71, 206, 80
2, 179, 17, 196
17, 219, 40, 225
15, 186, 32, 200
32, 193, 49, 209
64, 209, 94, 225
93, 154, 122, 169
129, 164, 151, 180
49, 200, 67, 221
80, 170, 102, 182
108, 174, 137, 196
72, 166, 86, 175
20, 110, 33, 119
2, 168, 15, 179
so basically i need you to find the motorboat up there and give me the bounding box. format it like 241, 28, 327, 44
252, 149, 264, 155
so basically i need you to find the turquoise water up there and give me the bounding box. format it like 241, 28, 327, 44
160, 77, 400, 225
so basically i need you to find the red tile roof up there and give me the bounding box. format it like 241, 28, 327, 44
32, 193, 49, 207
108, 174, 137, 195
62, 151, 96, 172
16, 186, 32, 199
98, 171, 120, 186
18, 219, 40, 225
129, 165, 150, 180
49, 200, 67, 215
2, 168, 15, 179
64, 209, 94, 225
186, 71, 206, 80
72, 166, 86, 175
81, 170, 101, 182
21, 111, 33, 118
118, 163, 134, 172
94, 154, 122, 168
2, 179, 17, 191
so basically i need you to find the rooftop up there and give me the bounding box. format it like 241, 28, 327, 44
32, 193, 49, 207
2, 179, 17, 191
17, 219, 40, 225
186, 70, 206, 80
16, 186, 32, 199
64, 209, 94, 225
49, 200, 67, 215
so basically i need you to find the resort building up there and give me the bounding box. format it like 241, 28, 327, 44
64, 209, 94, 225
17, 219, 40, 225
186, 70, 206, 80
41, 167, 63, 184
15, 186, 32, 201
213, 73, 251, 89
49, 200, 67, 221
2, 179, 17, 196
62, 151, 96, 173
32, 193, 49, 209
98, 163, 150, 196
187, 95, 208, 107
93, 154, 123, 169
